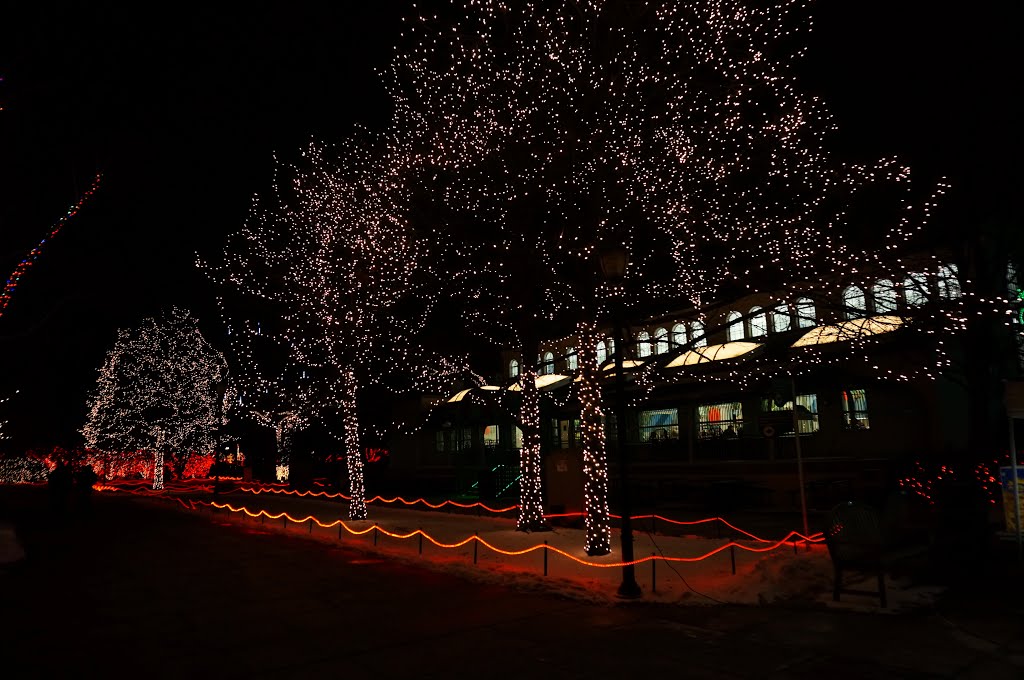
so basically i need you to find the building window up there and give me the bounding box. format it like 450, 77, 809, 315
636, 330, 652, 358
795, 297, 816, 328
697, 401, 743, 440
566, 347, 578, 371
509, 359, 520, 378
513, 426, 523, 449
771, 304, 791, 332
690, 320, 707, 347
639, 408, 679, 443
761, 394, 819, 434
872, 279, 898, 314
596, 340, 607, 365
483, 425, 500, 448
435, 428, 472, 452
748, 306, 768, 337
726, 311, 744, 342
654, 327, 669, 354
842, 285, 867, 319
671, 323, 687, 349
539, 351, 555, 375
841, 389, 870, 430
549, 419, 583, 449
937, 263, 962, 299
904, 273, 928, 308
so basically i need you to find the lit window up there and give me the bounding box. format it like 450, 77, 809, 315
513, 427, 523, 449
872, 279, 898, 313
636, 330, 652, 358
771, 304, 791, 332
842, 285, 867, 319
697, 401, 743, 440
548, 419, 582, 449
841, 389, 870, 430
671, 323, 686, 349
726, 311, 744, 341
748, 306, 768, 337
795, 297, 816, 328
690, 320, 707, 347
639, 409, 679, 443
761, 394, 819, 434
566, 347, 578, 371
904, 273, 928, 308
654, 327, 669, 354
483, 425, 500, 448
596, 340, 607, 365
540, 351, 555, 375
509, 359, 520, 378
937, 264, 962, 299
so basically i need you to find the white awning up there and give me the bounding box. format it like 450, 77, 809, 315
666, 341, 761, 367
506, 374, 572, 391
791, 315, 904, 348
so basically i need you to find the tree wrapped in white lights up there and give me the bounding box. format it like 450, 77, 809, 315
388, 0, 933, 549
82, 308, 229, 489
208, 137, 467, 520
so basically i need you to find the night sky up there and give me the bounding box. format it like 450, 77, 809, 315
0, 1, 1018, 452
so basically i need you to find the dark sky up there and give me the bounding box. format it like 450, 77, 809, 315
0, 1, 1018, 452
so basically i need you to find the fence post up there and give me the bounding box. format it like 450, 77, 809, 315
543, 540, 548, 576
651, 553, 657, 593
308, 518, 313, 534
338, 522, 343, 540
473, 532, 478, 565
730, 545, 736, 575
373, 524, 378, 546
418, 530, 423, 555
793, 538, 798, 555
282, 516, 287, 530
260, 513, 264, 525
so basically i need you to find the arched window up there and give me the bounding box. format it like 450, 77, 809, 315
690, 320, 707, 347
636, 330, 652, 358
904, 273, 928, 308
842, 286, 867, 319
540, 351, 555, 375
726, 311, 744, 342
771, 304, 791, 333
795, 297, 816, 328
596, 340, 607, 365
566, 347, 578, 371
654, 327, 669, 354
748, 306, 768, 337
937, 264, 962, 299
509, 359, 520, 378
671, 323, 686, 349
872, 279, 898, 313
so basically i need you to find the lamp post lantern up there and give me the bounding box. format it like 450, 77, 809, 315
598, 245, 642, 599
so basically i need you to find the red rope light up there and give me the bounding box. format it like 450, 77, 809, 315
194, 500, 823, 568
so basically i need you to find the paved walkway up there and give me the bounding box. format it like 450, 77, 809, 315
2, 484, 1023, 678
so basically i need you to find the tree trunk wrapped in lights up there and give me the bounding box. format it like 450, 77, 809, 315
577, 321, 612, 555
516, 365, 546, 532
341, 368, 367, 521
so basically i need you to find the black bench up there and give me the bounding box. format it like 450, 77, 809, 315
824, 500, 929, 608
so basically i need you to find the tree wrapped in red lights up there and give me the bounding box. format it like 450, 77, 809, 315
82, 307, 230, 489
386, 0, 942, 548
208, 138, 468, 520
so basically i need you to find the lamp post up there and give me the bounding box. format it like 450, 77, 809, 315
599, 245, 642, 599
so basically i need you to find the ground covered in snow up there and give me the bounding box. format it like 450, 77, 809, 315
105, 480, 946, 611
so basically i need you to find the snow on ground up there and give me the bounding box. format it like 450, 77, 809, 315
96, 480, 944, 612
